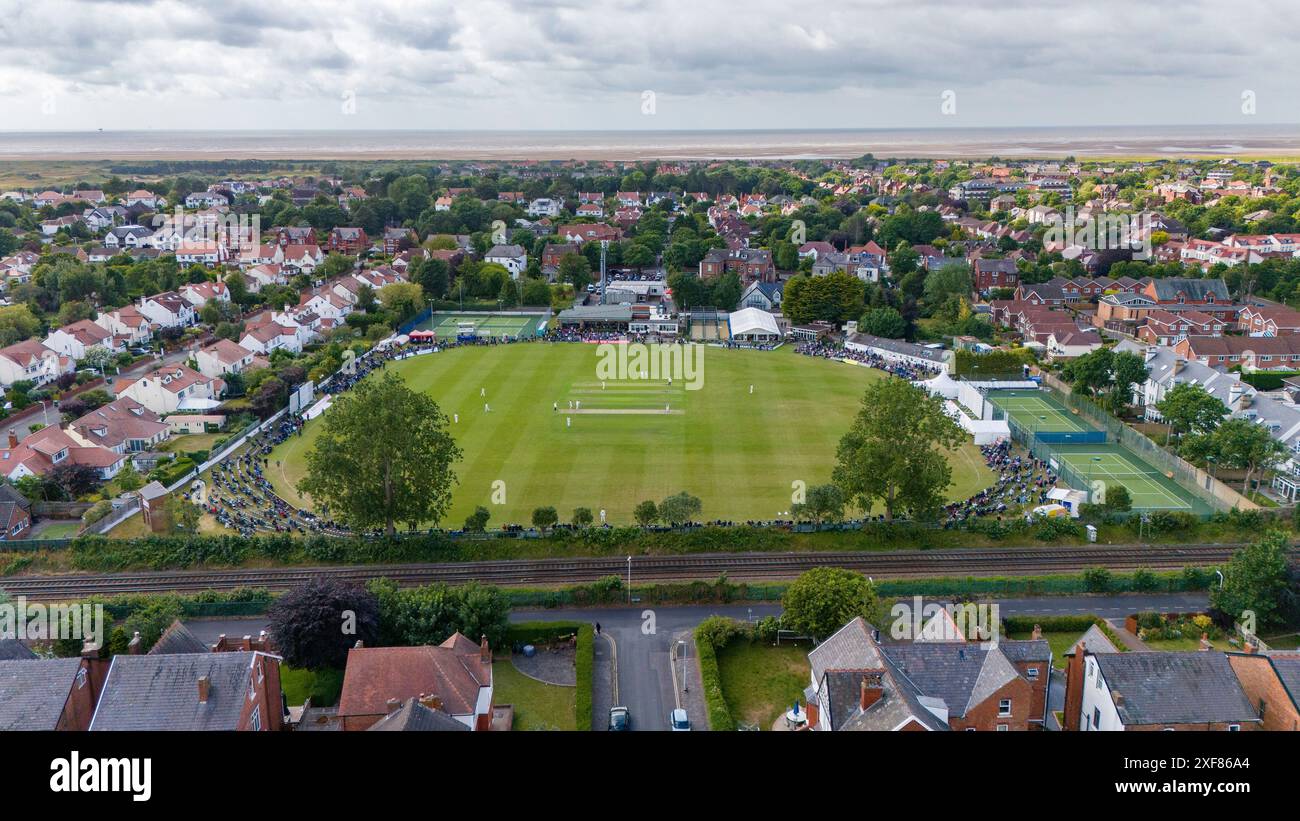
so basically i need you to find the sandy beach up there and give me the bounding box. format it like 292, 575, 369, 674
3, 126, 1300, 162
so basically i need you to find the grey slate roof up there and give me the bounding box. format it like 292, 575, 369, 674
148, 620, 210, 655
90, 651, 268, 731
997, 639, 1052, 664
879, 643, 1019, 718
0, 638, 37, 660
1067, 624, 1119, 656
1093, 651, 1260, 726
0, 658, 83, 730
808, 617, 884, 684
1150, 277, 1229, 302
368, 697, 470, 732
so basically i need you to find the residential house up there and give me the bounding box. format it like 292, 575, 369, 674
327, 226, 368, 254
1142, 277, 1237, 321
115, 364, 225, 414
555, 223, 621, 244
89, 651, 284, 731
804, 616, 1051, 732
281, 243, 324, 275
1065, 648, 1261, 731
196, 339, 256, 379
1239, 304, 1300, 337
70, 397, 170, 454
337, 634, 495, 731
0, 484, 31, 540
43, 319, 121, 362
973, 258, 1019, 293
1173, 334, 1300, 372
1093, 291, 1157, 333
0, 339, 72, 388
180, 280, 231, 309
1137, 309, 1225, 346
138, 292, 196, 329
0, 425, 126, 482
740, 280, 783, 312
94, 305, 153, 347
103, 225, 153, 249
243, 263, 286, 293
484, 244, 528, 278
699, 248, 776, 283
382, 227, 416, 254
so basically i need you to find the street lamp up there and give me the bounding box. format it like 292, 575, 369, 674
626, 555, 632, 603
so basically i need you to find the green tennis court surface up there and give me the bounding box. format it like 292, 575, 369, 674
987, 389, 1091, 433
416, 311, 547, 339
1039, 444, 1212, 514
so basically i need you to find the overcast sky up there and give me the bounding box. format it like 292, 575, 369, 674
1, 0, 1297, 131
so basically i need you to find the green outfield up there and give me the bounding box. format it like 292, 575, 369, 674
266, 345, 996, 526
417, 311, 547, 340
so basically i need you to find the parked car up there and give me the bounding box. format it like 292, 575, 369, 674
669, 708, 691, 731
608, 706, 630, 731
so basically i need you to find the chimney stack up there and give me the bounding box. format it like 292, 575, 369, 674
1244, 636, 1259, 654
1199, 632, 1212, 651
480, 634, 491, 665
1113, 690, 1124, 707
1063, 642, 1088, 732
127, 631, 143, 655
197, 675, 210, 703
1030, 624, 1043, 641
6, 428, 15, 449
859, 670, 885, 711
354, 639, 365, 649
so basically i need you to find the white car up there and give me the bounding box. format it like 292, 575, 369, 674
669, 708, 691, 731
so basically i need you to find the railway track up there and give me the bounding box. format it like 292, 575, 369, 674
1, 542, 1282, 601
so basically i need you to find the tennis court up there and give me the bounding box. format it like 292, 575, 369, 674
986, 387, 1214, 514
1047, 444, 1212, 514
417, 311, 548, 340
986, 389, 1092, 433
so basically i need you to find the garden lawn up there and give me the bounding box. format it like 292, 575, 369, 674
493, 660, 576, 731
280, 666, 344, 707
715, 640, 812, 729
267, 345, 994, 526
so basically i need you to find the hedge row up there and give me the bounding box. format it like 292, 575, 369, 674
694, 632, 734, 732
502, 620, 593, 731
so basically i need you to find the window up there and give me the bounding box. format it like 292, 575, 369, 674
1228, 724, 1240, 732
996, 724, 1009, 732
998, 699, 1012, 716
249, 706, 261, 731
1026, 667, 1040, 681
1094, 707, 1101, 728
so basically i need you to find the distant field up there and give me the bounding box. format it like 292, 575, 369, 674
267, 345, 994, 526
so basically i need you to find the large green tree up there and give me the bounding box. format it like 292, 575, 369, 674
782, 567, 884, 640
832, 378, 965, 520
1210, 531, 1293, 629
298, 372, 461, 535
1155, 382, 1225, 441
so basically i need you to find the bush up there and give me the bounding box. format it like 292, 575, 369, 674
695, 615, 745, 650
1083, 567, 1113, 593
81, 500, 112, 525
1131, 568, 1159, 591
